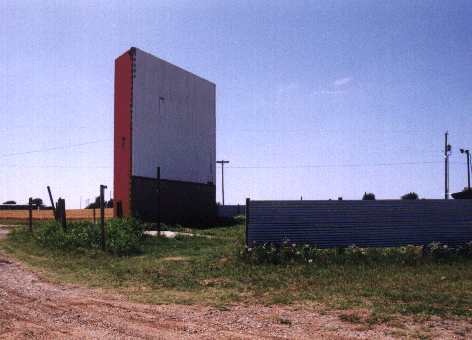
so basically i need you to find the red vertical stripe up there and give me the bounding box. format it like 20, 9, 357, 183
114, 50, 133, 216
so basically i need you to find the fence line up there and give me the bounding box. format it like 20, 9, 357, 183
0, 208, 113, 221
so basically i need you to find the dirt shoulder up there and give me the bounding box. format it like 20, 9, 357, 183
0, 225, 471, 339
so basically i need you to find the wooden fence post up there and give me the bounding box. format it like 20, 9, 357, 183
100, 185, 107, 251
62, 199, 67, 230
116, 201, 123, 218
47, 186, 57, 220
56, 198, 66, 231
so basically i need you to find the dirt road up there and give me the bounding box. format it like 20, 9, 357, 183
0, 226, 471, 339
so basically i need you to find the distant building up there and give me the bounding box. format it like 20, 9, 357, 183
114, 47, 216, 225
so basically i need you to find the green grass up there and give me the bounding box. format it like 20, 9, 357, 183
0, 219, 26, 225
2, 221, 472, 320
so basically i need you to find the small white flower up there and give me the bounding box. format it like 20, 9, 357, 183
292, 243, 296, 248
308, 259, 313, 263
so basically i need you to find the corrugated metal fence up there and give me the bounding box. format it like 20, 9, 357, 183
246, 199, 472, 248
217, 204, 246, 218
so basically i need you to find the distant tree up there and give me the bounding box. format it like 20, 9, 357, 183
31, 198, 43, 206
86, 196, 100, 209
362, 192, 376, 200
401, 192, 419, 200
2, 200, 16, 205
86, 197, 113, 209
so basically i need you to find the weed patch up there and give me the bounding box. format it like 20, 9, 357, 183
240, 241, 472, 265
10, 218, 143, 256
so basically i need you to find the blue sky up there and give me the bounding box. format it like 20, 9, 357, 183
1, 0, 471, 207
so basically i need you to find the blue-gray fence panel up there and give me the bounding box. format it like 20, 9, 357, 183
246, 200, 472, 248
217, 205, 246, 218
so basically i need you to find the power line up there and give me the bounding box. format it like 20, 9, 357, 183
234, 126, 447, 135
0, 164, 111, 169
227, 160, 448, 169
1, 160, 465, 170
0, 139, 111, 158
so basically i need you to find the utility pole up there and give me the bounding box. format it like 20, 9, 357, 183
467, 150, 471, 190
460, 148, 471, 190
216, 160, 229, 205
444, 132, 451, 199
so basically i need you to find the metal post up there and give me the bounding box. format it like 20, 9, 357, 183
467, 151, 471, 190
222, 164, 224, 205
100, 185, 107, 251
156, 166, 161, 236
245, 198, 250, 246
444, 132, 449, 199
28, 197, 33, 232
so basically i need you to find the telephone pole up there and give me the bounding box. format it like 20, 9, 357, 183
444, 132, 451, 199
216, 160, 229, 205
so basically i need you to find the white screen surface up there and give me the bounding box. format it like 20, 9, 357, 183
131, 49, 216, 184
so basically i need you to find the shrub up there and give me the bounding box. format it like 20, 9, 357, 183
457, 241, 472, 258
35, 220, 101, 250
423, 241, 472, 261
2, 200, 16, 204
362, 192, 376, 200
105, 218, 144, 255
31, 218, 143, 256
35, 220, 70, 249
240, 242, 325, 265
401, 192, 419, 200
